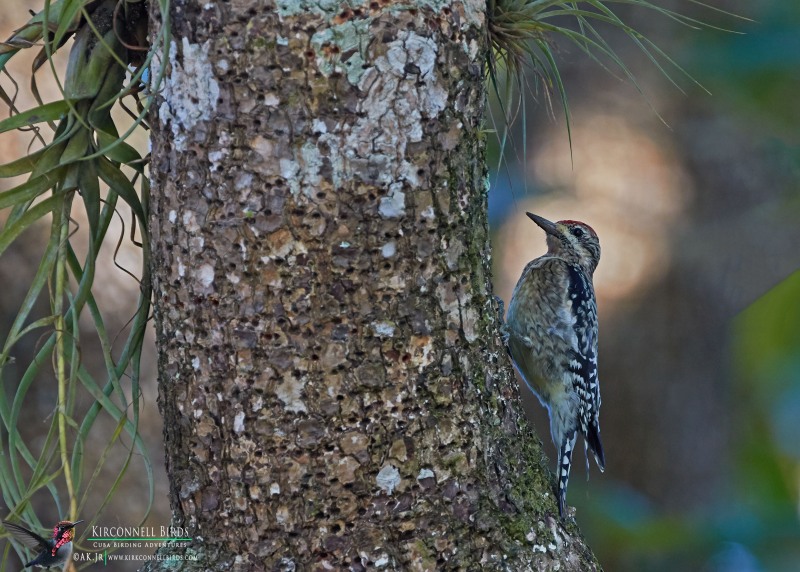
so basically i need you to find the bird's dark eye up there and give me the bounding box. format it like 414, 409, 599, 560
572, 227, 584, 238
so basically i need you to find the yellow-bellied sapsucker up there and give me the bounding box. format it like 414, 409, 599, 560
504, 212, 605, 518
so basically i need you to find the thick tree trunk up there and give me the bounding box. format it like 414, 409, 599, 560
145, 1, 600, 570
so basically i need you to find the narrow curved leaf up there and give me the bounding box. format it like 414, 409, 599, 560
52, 0, 86, 50
0, 149, 46, 178
97, 157, 144, 224
0, 101, 69, 135
58, 127, 91, 166
96, 130, 142, 166
0, 169, 65, 209
0, 195, 63, 259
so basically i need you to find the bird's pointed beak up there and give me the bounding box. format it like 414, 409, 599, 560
67, 520, 83, 528
526, 212, 558, 236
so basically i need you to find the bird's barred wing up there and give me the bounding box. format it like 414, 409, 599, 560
565, 264, 604, 470
566, 264, 598, 407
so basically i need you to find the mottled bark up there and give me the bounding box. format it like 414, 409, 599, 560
145, 1, 599, 570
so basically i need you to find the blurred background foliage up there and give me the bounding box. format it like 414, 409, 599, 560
489, 0, 800, 570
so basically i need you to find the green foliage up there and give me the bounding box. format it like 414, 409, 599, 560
734, 271, 800, 512
485, 0, 742, 161
0, 0, 169, 565
685, 2, 800, 133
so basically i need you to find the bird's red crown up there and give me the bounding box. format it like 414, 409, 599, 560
557, 220, 598, 238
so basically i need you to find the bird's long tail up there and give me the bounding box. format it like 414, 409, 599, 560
557, 430, 577, 518
586, 418, 605, 472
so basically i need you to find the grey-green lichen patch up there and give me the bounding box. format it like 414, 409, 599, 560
417, 468, 435, 481
276, 0, 342, 18
382, 241, 397, 258
376, 464, 402, 495
287, 28, 449, 210
343, 51, 367, 85
311, 19, 373, 84
372, 321, 397, 338
156, 37, 220, 152
280, 142, 326, 199
299, 142, 324, 191
374, 30, 448, 119
342, 30, 447, 182
379, 184, 406, 219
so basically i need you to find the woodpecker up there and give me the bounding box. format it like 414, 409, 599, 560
504, 212, 605, 518
3, 519, 82, 569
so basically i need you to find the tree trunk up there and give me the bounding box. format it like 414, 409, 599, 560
145, 1, 600, 570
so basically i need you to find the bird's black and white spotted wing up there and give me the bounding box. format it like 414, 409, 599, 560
565, 263, 604, 471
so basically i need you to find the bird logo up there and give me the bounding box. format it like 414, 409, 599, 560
3, 519, 83, 570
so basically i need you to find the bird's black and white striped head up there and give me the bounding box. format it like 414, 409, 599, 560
527, 212, 600, 275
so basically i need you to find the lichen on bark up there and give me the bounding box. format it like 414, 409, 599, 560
145, 0, 600, 570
